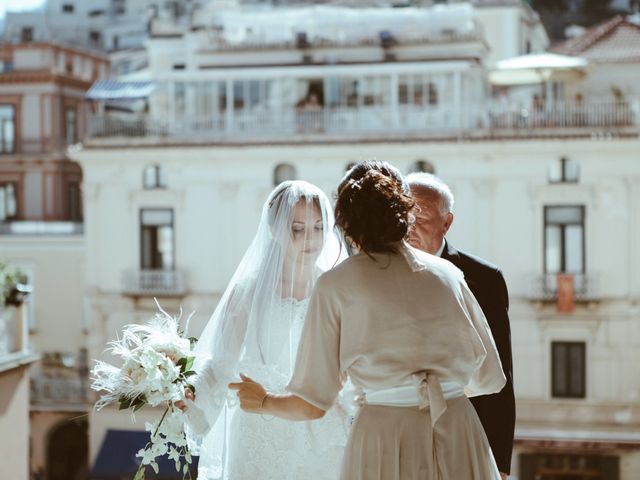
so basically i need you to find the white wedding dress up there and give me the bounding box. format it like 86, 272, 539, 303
225, 298, 348, 480
188, 180, 349, 480
193, 298, 349, 480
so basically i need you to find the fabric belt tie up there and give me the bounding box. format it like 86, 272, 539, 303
356, 372, 464, 427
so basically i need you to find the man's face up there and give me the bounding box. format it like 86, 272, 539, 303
408, 187, 453, 255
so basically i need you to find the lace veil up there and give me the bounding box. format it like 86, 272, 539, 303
187, 180, 344, 477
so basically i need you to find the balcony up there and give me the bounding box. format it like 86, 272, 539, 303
85, 98, 640, 145
30, 376, 91, 410
526, 273, 600, 303
484, 100, 638, 131
0, 221, 84, 235
30, 350, 91, 410
123, 269, 187, 296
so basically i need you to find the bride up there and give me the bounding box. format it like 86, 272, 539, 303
183, 180, 349, 480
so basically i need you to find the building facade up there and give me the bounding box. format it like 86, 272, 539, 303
69, 3, 640, 480
0, 41, 108, 479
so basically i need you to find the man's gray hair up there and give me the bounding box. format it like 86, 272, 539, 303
406, 172, 454, 217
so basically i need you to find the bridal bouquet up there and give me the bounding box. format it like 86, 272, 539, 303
91, 304, 197, 479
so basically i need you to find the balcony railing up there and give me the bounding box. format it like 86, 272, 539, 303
85, 99, 640, 143
30, 376, 90, 407
484, 101, 638, 130
123, 269, 187, 296
0, 221, 84, 235
526, 273, 600, 302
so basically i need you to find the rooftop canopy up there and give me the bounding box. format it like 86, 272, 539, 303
489, 53, 588, 86
85, 80, 155, 101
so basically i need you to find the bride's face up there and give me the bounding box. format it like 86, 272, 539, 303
288, 199, 324, 264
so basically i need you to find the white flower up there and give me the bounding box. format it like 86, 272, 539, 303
136, 447, 156, 466
91, 303, 198, 476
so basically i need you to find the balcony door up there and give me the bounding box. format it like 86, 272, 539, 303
140, 208, 174, 271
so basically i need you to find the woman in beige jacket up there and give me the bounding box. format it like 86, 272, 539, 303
230, 160, 506, 480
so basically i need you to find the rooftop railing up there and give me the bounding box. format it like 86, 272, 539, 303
86, 98, 640, 143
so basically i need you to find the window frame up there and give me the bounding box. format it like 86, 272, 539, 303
0, 104, 16, 154
543, 205, 586, 275
64, 105, 77, 145
0, 181, 19, 221
139, 208, 175, 271
551, 341, 586, 399
142, 164, 167, 189
66, 181, 82, 222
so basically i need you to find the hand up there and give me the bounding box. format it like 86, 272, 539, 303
228, 373, 268, 413
500, 473, 508, 480
175, 387, 195, 412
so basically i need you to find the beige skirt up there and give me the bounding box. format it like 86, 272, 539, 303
341, 397, 501, 480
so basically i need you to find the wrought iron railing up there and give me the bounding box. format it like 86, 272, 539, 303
122, 269, 187, 296
526, 273, 600, 302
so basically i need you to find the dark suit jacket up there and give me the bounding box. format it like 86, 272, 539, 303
441, 241, 515, 474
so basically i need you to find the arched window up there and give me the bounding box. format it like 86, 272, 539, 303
408, 160, 435, 174
273, 163, 297, 186
143, 164, 166, 189
548, 157, 579, 184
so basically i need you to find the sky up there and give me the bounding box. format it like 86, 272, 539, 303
0, 0, 45, 19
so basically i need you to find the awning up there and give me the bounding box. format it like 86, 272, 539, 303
489, 53, 588, 86
90, 429, 198, 479
85, 80, 155, 101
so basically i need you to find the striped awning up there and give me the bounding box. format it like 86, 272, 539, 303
85, 80, 155, 101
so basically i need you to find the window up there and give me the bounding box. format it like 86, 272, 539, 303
143, 165, 166, 189
549, 157, 580, 183
67, 182, 82, 221
0, 60, 14, 73
551, 341, 586, 398
113, 0, 126, 15
64, 107, 77, 144
0, 105, 15, 153
544, 206, 585, 274
89, 31, 101, 47
21, 27, 33, 42
140, 209, 174, 270
408, 160, 435, 174
62, 4, 74, 13
428, 83, 438, 106
0, 183, 18, 221
273, 164, 297, 186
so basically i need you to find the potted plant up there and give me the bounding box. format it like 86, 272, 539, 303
0, 262, 31, 308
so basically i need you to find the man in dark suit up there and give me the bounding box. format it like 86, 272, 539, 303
406, 172, 515, 479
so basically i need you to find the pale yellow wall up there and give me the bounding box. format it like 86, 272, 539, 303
0, 236, 86, 354
0, 365, 31, 480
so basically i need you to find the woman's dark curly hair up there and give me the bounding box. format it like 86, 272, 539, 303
335, 160, 414, 254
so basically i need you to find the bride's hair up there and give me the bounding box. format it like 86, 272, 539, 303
335, 160, 414, 254
268, 182, 321, 228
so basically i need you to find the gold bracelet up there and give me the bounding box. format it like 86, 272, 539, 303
260, 392, 269, 410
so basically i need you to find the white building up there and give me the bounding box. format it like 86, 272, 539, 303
69, 3, 640, 479
2, 0, 202, 52
0, 41, 108, 478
